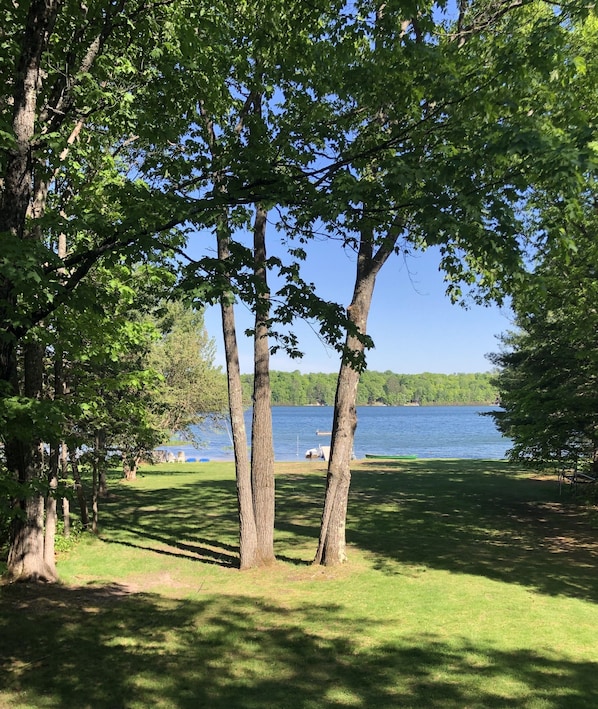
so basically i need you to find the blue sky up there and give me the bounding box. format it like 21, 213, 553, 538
198, 234, 513, 375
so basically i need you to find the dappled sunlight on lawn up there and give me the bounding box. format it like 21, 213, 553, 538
345, 460, 598, 602
103, 459, 598, 601
1, 582, 596, 709
3, 460, 598, 707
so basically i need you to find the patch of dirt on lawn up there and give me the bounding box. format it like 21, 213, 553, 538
0, 580, 139, 613
511, 499, 598, 561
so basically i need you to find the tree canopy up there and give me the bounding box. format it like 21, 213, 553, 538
486, 13, 598, 473
488, 207, 598, 471
1, 0, 597, 577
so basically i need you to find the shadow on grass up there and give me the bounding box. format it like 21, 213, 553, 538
97, 477, 240, 567
97, 472, 326, 569
96, 460, 598, 601
1, 582, 596, 709
340, 459, 598, 602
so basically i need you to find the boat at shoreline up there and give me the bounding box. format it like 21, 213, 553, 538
365, 453, 418, 460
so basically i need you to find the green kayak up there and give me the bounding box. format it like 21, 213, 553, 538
364, 453, 418, 460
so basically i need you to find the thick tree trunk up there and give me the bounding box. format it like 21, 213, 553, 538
7, 488, 50, 582
1, 2, 61, 583
314, 226, 397, 566
123, 455, 140, 481
0, 1, 58, 238
6, 342, 57, 582
218, 226, 259, 569
250, 205, 276, 565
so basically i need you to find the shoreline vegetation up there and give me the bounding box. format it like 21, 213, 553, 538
241, 370, 498, 408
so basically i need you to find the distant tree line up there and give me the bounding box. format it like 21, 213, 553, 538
241, 371, 498, 407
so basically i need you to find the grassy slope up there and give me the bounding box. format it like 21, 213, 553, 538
1, 459, 598, 709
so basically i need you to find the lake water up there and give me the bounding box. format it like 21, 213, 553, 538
160, 405, 510, 462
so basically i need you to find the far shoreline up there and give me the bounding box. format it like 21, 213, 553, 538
271, 401, 500, 407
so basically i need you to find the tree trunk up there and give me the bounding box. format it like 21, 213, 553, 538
218, 225, 259, 569
44, 444, 59, 574
6, 486, 50, 582
0, 1, 58, 238
313, 286, 373, 566
91, 463, 99, 535
251, 205, 276, 565
314, 225, 397, 566
69, 449, 89, 529
6, 341, 57, 582
123, 454, 140, 481
91, 431, 103, 534
1, 1, 60, 584
95, 429, 108, 498
45, 337, 67, 569
62, 496, 71, 539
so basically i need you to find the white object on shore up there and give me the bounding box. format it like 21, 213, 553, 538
305, 445, 330, 461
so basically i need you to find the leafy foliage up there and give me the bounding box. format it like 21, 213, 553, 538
147, 300, 228, 442
486, 14, 598, 472
488, 210, 598, 471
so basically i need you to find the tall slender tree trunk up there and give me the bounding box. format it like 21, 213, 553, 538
91, 430, 103, 534
61, 442, 71, 538
44, 329, 67, 572
251, 205, 276, 565
97, 429, 108, 498
313, 275, 376, 566
55, 234, 70, 537
217, 223, 259, 569
202, 93, 275, 569
69, 449, 89, 529
45, 444, 59, 572
314, 226, 398, 566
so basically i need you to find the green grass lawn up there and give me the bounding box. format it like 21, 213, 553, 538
2, 459, 598, 708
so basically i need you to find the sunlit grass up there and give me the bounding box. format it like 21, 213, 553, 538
2, 459, 598, 708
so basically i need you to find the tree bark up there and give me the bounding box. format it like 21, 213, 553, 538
97, 430, 108, 498
6, 341, 57, 582
69, 449, 89, 529
91, 431, 104, 534
44, 333, 68, 570
1, 1, 61, 583
218, 224, 259, 569
314, 225, 398, 566
45, 452, 59, 573
250, 205, 276, 565
313, 279, 375, 566
123, 454, 141, 481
